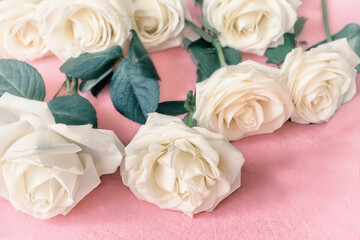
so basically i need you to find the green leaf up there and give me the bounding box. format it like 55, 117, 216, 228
109, 31, 160, 124
185, 38, 242, 82
266, 33, 296, 67
294, 17, 307, 37
183, 38, 192, 49
48, 95, 97, 128
127, 30, 160, 80
308, 23, 360, 71
110, 58, 159, 124
79, 68, 113, 93
156, 101, 187, 116
60, 45, 123, 80
309, 23, 360, 49
223, 47, 243, 65
0, 59, 45, 100
90, 75, 110, 97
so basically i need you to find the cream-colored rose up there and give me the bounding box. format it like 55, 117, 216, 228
132, 0, 191, 51
37, 0, 134, 61
203, 0, 301, 55
0, 93, 124, 219
121, 113, 244, 217
281, 39, 360, 124
0, 0, 49, 60
193, 60, 294, 140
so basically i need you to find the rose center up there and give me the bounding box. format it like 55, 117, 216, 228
28, 180, 52, 208
153, 142, 217, 204
15, 20, 39, 47
135, 16, 159, 34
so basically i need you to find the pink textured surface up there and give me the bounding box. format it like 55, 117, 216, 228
1, 1, 360, 239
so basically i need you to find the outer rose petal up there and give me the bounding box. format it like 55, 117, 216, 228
62, 153, 101, 216
0, 92, 55, 127
1, 130, 83, 174
49, 124, 124, 176
0, 121, 34, 158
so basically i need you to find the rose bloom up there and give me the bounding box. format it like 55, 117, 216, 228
132, 0, 192, 51
281, 38, 360, 124
121, 113, 245, 217
193, 60, 294, 141
0, 93, 124, 219
203, 0, 301, 55
0, 0, 49, 60
37, 0, 134, 60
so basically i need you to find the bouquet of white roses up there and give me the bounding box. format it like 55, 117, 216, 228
0, 0, 359, 220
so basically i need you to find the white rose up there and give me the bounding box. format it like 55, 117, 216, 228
0, 0, 49, 60
281, 39, 360, 124
132, 0, 191, 51
203, 0, 302, 55
121, 113, 244, 217
37, 0, 134, 61
0, 93, 124, 219
193, 60, 294, 141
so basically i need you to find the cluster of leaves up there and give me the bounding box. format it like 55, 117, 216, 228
0, 60, 97, 127
61, 30, 160, 124
183, 20, 242, 82
60, 30, 205, 125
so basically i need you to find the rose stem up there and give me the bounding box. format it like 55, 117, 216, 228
68, 77, 79, 96
213, 38, 227, 67
187, 111, 195, 128
321, 0, 332, 42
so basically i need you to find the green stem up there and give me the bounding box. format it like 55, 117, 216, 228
65, 77, 71, 92
213, 38, 227, 67
187, 111, 195, 128
321, 0, 332, 42
68, 77, 79, 95
185, 19, 214, 43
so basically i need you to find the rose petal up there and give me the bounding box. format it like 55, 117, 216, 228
0, 93, 55, 127
49, 124, 123, 176
62, 153, 101, 216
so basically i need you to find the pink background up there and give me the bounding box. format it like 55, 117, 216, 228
1, 0, 360, 239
